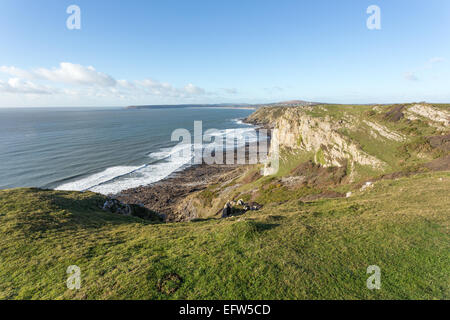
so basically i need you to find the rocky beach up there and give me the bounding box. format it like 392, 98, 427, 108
115, 159, 245, 222
115, 124, 271, 222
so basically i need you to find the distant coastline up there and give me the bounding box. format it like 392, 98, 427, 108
0, 107, 256, 193
126, 104, 257, 110
126, 100, 319, 111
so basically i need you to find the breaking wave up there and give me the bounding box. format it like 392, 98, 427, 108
56, 125, 262, 195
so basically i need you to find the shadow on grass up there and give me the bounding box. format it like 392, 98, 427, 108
253, 222, 280, 232
8, 190, 164, 236
190, 217, 217, 223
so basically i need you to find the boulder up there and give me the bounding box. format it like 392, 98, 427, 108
222, 203, 232, 218
102, 199, 131, 216
247, 202, 263, 210
101, 198, 163, 222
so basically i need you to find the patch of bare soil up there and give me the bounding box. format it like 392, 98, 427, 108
241, 169, 262, 184
384, 105, 405, 122
290, 160, 348, 187
115, 163, 241, 221
428, 134, 450, 152
362, 153, 449, 188
424, 154, 450, 171
115, 142, 266, 222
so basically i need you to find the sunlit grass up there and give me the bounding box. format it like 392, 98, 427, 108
0, 172, 448, 299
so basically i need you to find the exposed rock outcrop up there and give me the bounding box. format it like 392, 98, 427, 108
383, 105, 406, 122
116, 103, 449, 223
116, 163, 244, 222
363, 120, 405, 141
406, 104, 450, 128
101, 198, 164, 222
220, 199, 263, 218
289, 160, 348, 186
266, 108, 385, 170
428, 134, 450, 152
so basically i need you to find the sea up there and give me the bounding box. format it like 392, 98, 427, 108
0, 107, 257, 195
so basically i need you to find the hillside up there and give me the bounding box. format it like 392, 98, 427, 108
0, 103, 449, 299
125, 99, 318, 110
0, 173, 449, 299
171, 103, 450, 221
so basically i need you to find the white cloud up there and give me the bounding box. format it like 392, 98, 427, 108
403, 57, 446, 82
134, 79, 206, 97
137, 79, 178, 96
404, 72, 418, 81
183, 83, 205, 95
116, 79, 135, 89
34, 63, 117, 87
0, 63, 116, 87
428, 57, 445, 64
0, 78, 56, 95
0, 66, 35, 79
0, 63, 216, 101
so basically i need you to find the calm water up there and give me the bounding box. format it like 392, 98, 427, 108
0, 107, 255, 194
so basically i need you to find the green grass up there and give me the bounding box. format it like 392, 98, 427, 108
1, 172, 449, 300
198, 186, 220, 207
252, 184, 321, 205
315, 148, 326, 166
1, 103, 448, 300
275, 149, 315, 177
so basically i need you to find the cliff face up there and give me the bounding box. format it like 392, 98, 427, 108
249, 103, 450, 180
167, 103, 450, 221
270, 108, 384, 168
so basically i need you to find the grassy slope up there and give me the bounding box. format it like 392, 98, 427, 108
1, 172, 449, 300
1, 103, 448, 299
198, 103, 449, 212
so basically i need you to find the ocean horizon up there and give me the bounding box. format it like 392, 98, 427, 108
0, 106, 256, 195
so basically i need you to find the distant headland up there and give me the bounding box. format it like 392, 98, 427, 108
126, 100, 318, 110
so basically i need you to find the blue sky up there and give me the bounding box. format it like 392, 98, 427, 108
0, 0, 449, 107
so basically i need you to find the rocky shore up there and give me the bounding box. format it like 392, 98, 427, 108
115, 160, 244, 222
115, 122, 270, 222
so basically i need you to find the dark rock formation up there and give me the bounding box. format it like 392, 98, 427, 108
384, 105, 405, 122
222, 202, 232, 218
221, 200, 263, 218
101, 198, 164, 222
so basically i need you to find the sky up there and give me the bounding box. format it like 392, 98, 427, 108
0, 0, 449, 107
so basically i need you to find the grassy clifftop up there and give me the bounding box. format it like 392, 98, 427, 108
0, 173, 449, 299
0, 103, 449, 299
247, 103, 449, 180
186, 103, 449, 220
